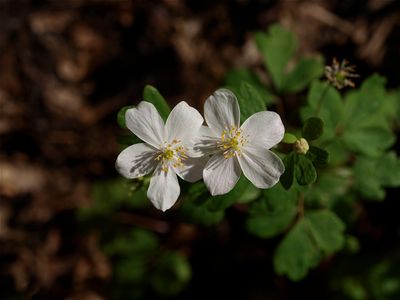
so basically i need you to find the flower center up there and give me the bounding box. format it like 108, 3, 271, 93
155, 139, 187, 172
218, 126, 247, 159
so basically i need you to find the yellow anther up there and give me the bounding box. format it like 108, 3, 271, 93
155, 140, 187, 173
218, 126, 247, 159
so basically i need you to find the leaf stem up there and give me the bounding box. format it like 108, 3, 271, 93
316, 82, 330, 117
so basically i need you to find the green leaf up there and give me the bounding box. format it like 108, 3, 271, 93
300, 80, 343, 140
302, 117, 324, 141
254, 24, 297, 90
151, 252, 191, 296
341, 125, 395, 157
204, 175, 253, 211
354, 152, 400, 200
114, 256, 147, 284
295, 154, 317, 185
283, 57, 324, 93
305, 210, 346, 255
283, 133, 297, 144
342, 75, 387, 128
117, 105, 133, 129
225, 69, 275, 105
247, 183, 298, 238
274, 218, 321, 281
116, 133, 141, 145
280, 152, 296, 190
236, 183, 261, 204
307, 146, 329, 167
142, 85, 171, 120
236, 82, 266, 120
274, 210, 345, 281
181, 202, 225, 226
103, 229, 159, 256
247, 208, 297, 238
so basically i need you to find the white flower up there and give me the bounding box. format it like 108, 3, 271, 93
116, 101, 207, 211
194, 89, 285, 196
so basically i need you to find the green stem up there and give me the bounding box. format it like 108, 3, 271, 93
316, 82, 330, 117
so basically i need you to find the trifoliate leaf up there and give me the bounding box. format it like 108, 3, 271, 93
307, 146, 329, 167
254, 24, 297, 91
283, 57, 324, 93
295, 154, 317, 185
117, 105, 133, 129
142, 85, 171, 121
302, 117, 324, 141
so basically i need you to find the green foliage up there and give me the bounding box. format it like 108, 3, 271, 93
254, 25, 297, 90
283, 57, 325, 93
142, 85, 171, 120
283, 132, 297, 144
151, 252, 191, 296
117, 106, 133, 129
302, 117, 324, 140
354, 152, 400, 200
330, 255, 400, 300
104, 229, 191, 299
274, 210, 345, 280
307, 146, 329, 167
236, 82, 267, 120
255, 24, 323, 92
94, 23, 400, 298
301, 75, 397, 158
225, 68, 275, 105
301, 80, 344, 141
281, 152, 317, 189
246, 183, 298, 238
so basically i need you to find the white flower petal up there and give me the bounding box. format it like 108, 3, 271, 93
203, 153, 242, 196
238, 146, 284, 189
204, 89, 240, 134
191, 125, 220, 157
165, 101, 203, 143
126, 101, 165, 148
175, 156, 209, 183
148, 165, 180, 211
241, 111, 285, 149
115, 143, 157, 179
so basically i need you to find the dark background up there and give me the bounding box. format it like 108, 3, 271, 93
1, 0, 399, 299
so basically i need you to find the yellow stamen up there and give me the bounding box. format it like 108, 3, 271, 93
155, 140, 187, 173
218, 126, 247, 159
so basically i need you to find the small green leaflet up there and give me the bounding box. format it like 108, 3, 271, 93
274, 210, 345, 281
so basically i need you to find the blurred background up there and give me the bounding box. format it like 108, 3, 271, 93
1, 0, 399, 299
